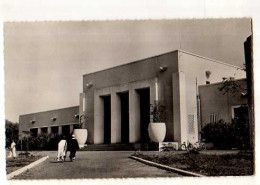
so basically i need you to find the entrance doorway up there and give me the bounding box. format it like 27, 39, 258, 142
102, 96, 111, 144
232, 105, 248, 120
137, 88, 150, 143
62, 125, 70, 137
119, 92, 129, 144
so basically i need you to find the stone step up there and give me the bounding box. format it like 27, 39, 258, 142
80, 144, 135, 151
80, 143, 159, 151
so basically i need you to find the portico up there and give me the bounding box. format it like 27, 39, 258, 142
93, 78, 157, 144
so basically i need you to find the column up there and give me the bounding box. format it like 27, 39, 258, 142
79, 93, 87, 128
129, 89, 140, 143
94, 94, 104, 144
150, 78, 157, 106
111, 93, 121, 143
70, 125, 74, 134
47, 127, 51, 134
58, 126, 62, 135
172, 72, 188, 145
37, 128, 41, 135
155, 77, 159, 101
79, 93, 86, 116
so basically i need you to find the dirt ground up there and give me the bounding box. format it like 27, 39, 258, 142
11, 151, 182, 179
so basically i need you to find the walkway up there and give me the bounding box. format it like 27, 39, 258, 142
12, 151, 182, 179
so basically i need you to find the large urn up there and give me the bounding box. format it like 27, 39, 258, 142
148, 122, 166, 143
73, 129, 88, 148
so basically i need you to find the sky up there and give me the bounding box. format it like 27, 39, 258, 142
4, 19, 252, 122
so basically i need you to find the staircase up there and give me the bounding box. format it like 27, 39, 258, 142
80, 143, 159, 151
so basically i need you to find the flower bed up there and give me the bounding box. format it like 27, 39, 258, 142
6, 155, 42, 174
133, 151, 254, 176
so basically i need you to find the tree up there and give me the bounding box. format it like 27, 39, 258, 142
5, 119, 19, 148
216, 77, 250, 150
218, 77, 246, 95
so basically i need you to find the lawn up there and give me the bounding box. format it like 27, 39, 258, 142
133, 151, 254, 176
6, 154, 42, 174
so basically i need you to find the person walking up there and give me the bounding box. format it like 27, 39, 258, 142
69, 134, 79, 162
57, 135, 67, 162
7, 140, 17, 158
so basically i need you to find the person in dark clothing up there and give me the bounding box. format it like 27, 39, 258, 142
69, 134, 79, 161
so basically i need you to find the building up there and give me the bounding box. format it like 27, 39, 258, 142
199, 78, 248, 126
19, 106, 79, 138
19, 50, 246, 146
198, 78, 250, 147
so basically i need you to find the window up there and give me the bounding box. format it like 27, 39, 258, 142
232, 105, 248, 119
51, 126, 59, 134
41, 127, 48, 134
209, 114, 217, 123
30, 128, 38, 137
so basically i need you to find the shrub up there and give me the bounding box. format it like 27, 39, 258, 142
48, 133, 62, 150
187, 148, 200, 154
201, 120, 234, 149
18, 133, 62, 151
201, 117, 250, 150
150, 100, 166, 123
231, 114, 250, 150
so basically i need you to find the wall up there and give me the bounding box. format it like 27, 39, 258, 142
83, 51, 179, 143
178, 50, 246, 143
19, 106, 79, 137
199, 79, 248, 126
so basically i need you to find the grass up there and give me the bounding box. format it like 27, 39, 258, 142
133, 151, 254, 176
6, 154, 42, 174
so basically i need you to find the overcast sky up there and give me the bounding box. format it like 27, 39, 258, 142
4, 19, 252, 122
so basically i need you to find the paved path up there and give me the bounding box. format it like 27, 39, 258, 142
13, 151, 182, 179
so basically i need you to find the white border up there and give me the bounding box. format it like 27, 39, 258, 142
1, 0, 260, 185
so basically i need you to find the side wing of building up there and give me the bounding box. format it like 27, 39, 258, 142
19, 106, 79, 138
199, 79, 248, 126
176, 51, 246, 143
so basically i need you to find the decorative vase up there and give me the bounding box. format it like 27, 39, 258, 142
73, 129, 88, 148
148, 122, 166, 143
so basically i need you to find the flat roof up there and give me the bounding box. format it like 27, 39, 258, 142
19, 105, 79, 117
178, 50, 244, 70
199, 78, 247, 88
83, 49, 244, 76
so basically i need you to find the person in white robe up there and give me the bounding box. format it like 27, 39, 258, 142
8, 140, 17, 158
57, 136, 67, 161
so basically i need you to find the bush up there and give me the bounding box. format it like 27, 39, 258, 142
187, 148, 200, 154
18, 133, 62, 151
201, 117, 250, 150
201, 120, 234, 149
232, 114, 250, 150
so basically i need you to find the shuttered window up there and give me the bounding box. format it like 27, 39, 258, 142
188, 115, 195, 134
209, 114, 217, 123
